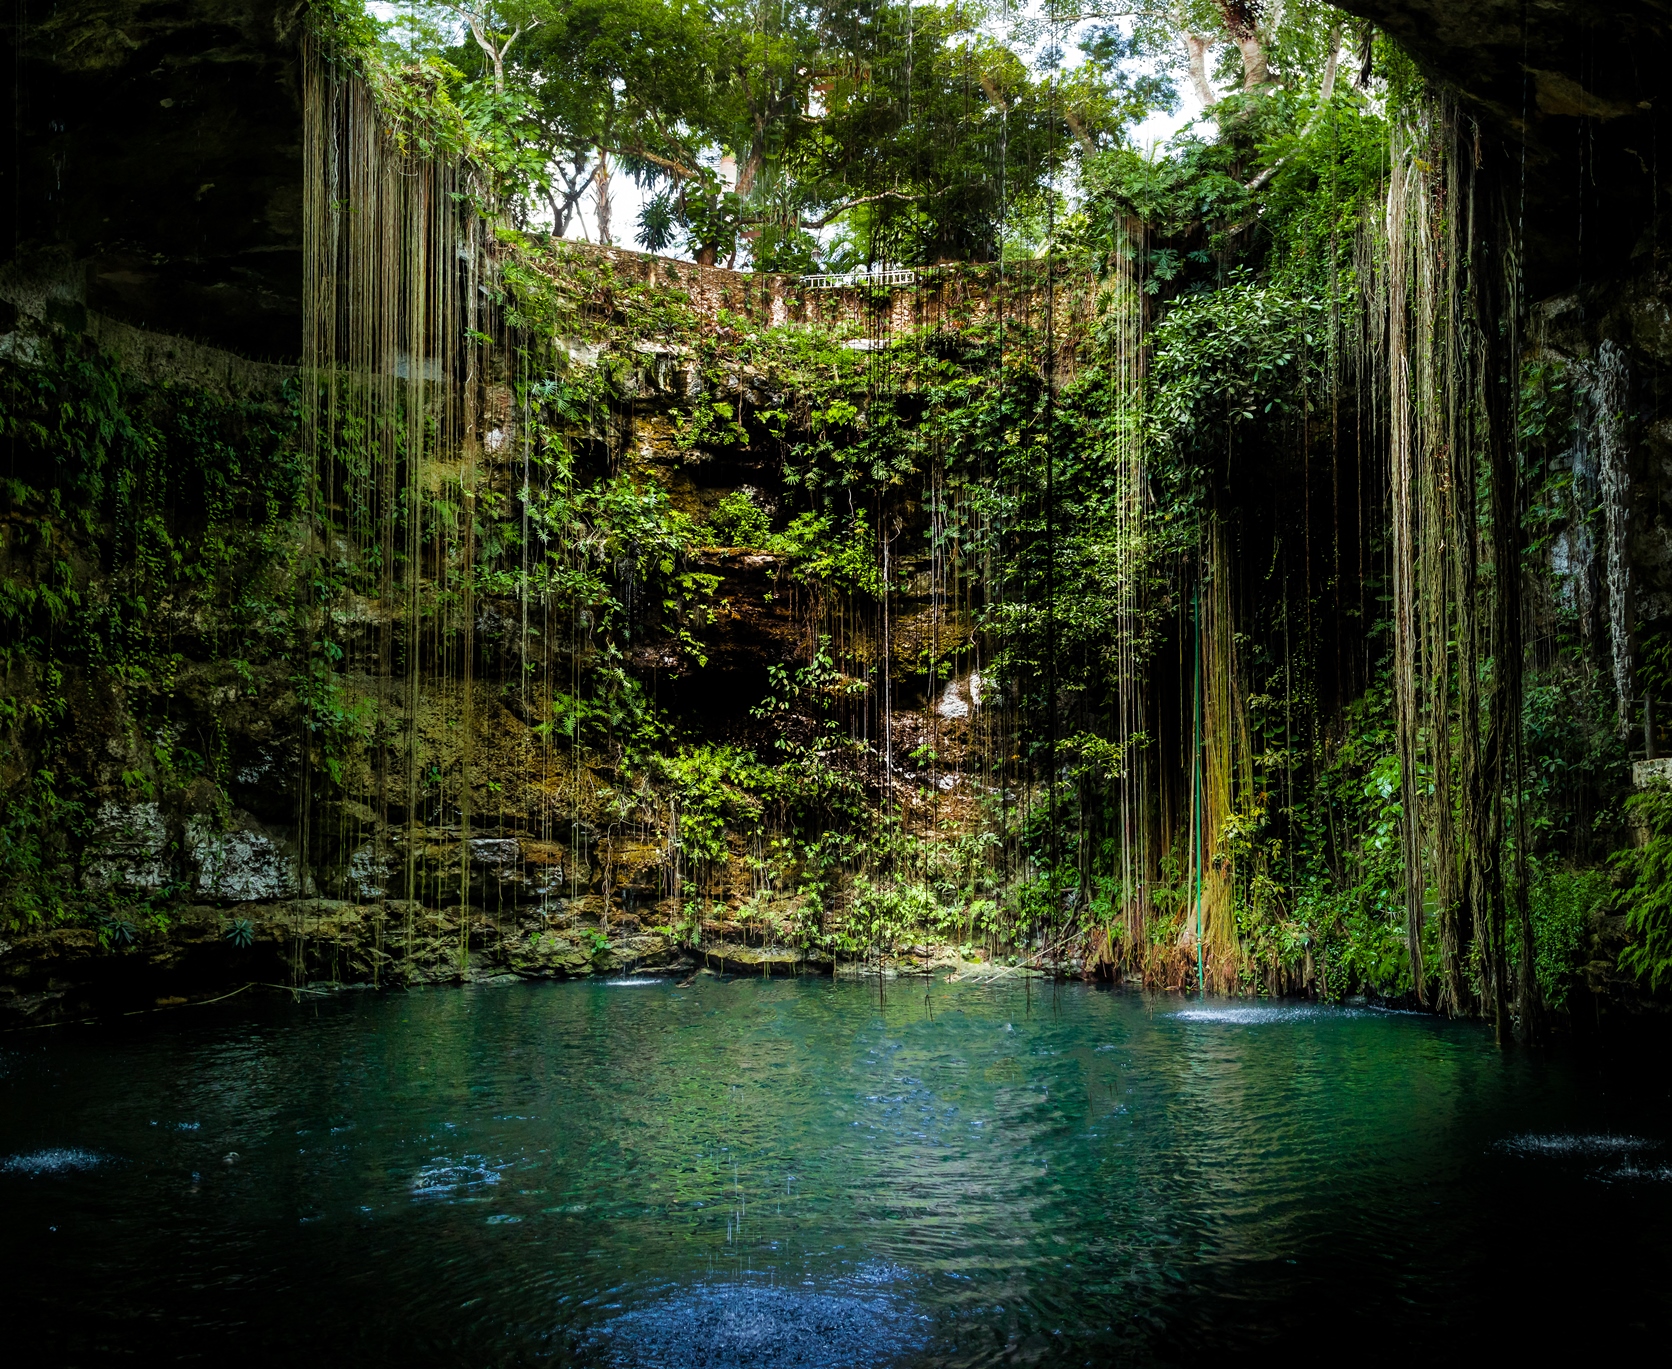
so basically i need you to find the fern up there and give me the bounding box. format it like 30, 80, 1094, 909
1615, 786, 1672, 990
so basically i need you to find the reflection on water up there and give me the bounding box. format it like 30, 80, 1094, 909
1, 977, 1669, 1363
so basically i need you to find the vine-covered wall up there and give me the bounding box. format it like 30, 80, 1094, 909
8, 2, 1672, 1031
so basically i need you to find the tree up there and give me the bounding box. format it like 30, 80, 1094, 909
1084, 1, 1303, 110
445, 0, 542, 95
518, 0, 724, 245
753, 5, 1147, 266
402, 0, 1172, 265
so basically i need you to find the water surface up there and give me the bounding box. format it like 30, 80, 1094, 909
3, 975, 1669, 1362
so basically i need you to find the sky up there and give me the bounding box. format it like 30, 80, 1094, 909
363, 2, 1200, 264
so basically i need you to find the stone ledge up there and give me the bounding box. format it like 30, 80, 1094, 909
1633, 757, 1672, 788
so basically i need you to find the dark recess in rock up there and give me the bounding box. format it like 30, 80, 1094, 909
1335, 0, 1671, 298
0, 0, 307, 360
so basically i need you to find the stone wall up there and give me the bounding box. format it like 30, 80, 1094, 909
546, 241, 1087, 360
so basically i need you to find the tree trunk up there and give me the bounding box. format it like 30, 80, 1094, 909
453, 9, 526, 97
736, 134, 764, 200
1183, 34, 1218, 108
594, 149, 612, 247
1319, 25, 1342, 103
1232, 31, 1270, 88
1212, 2, 1273, 89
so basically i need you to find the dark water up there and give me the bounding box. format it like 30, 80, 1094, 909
3, 975, 1670, 1364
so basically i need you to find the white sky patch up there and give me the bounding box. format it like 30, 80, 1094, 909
366, 0, 450, 45
1130, 100, 1198, 155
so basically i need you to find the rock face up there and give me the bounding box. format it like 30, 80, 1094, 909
0, 0, 307, 358
1336, 0, 1671, 297
0, 895, 864, 1024
9, 0, 1672, 1020
82, 802, 171, 893
186, 815, 303, 901
0, 898, 667, 1021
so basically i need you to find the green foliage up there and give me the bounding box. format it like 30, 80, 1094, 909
99, 911, 138, 947
1616, 786, 1672, 991
0, 332, 301, 933
310, 0, 384, 62
1080, 136, 1249, 249
698, 485, 881, 596
843, 878, 941, 954
1521, 668, 1627, 865
0, 767, 85, 930
778, 514, 884, 596
1226, 672, 1414, 997
704, 488, 773, 548
658, 744, 771, 869
1513, 865, 1608, 1011
1149, 270, 1332, 443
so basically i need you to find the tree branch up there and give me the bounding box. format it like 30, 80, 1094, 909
1243, 25, 1342, 195
1063, 107, 1098, 155
447, 4, 538, 95
799, 190, 918, 230
1182, 33, 1219, 109
614, 142, 701, 183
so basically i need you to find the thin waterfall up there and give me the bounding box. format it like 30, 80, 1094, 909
1105, 233, 1149, 963
301, 38, 506, 956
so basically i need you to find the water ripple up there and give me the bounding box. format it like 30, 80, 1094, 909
411, 1155, 504, 1197
596, 1275, 924, 1368
1496, 1133, 1654, 1157
4, 977, 1668, 1362
2, 1148, 108, 1175
1171, 1005, 1361, 1024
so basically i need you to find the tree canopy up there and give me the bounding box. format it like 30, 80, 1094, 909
367, 1, 1373, 269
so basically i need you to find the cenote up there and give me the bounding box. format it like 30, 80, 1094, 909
13, 0, 1672, 1358
4, 976, 1671, 1363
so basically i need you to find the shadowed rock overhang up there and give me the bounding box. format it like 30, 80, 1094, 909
1335, 0, 1672, 297
0, 0, 308, 360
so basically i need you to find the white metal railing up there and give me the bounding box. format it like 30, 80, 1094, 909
799, 266, 917, 290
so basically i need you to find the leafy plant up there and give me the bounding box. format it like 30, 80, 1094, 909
1616, 786, 1672, 990
99, 913, 138, 947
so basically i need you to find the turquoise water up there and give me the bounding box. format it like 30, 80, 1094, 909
2, 975, 1669, 1362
